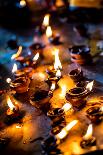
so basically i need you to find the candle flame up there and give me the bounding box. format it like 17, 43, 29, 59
11, 46, 22, 60
86, 81, 94, 91
16, 125, 21, 129
56, 120, 78, 139
7, 96, 15, 111
46, 26, 52, 38
12, 63, 17, 73
62, 103, 72, 113
43, 14, 50, 27
56, 69, 61, 77
33, 53, 39, 61
50, 82, 56, 91
54, 48, 62, 70
100, 106, 103, 112
20, 0, 26, 7
83, 124, 93, 140
60, 85, 67, 98
6, 78, 11, 83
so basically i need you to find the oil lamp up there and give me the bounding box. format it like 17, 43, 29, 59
86, 106, 103, 123
66, 81, 94, 108
10, 77, 30, 93
80, 124, 96, 148
46, 26, 60, 45
69, 68, 84, 82
11, 46, 22, 60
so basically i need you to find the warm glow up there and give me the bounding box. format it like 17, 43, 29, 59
50, 82, 56, 91
54, 48, 62, 70
56, 129, 67, 139
7, 96, 15, 111
62, 103, 72, 113
16, 125, 21, 129
83, 124, 93, 140
33, 53, 39, 61
86, 81, 94, 91
56, 69, 61, 77
20, 0, 26, 7
6, 78, 11, 83
11, 46, 22, 60
65, 120, 78, 131
46, 26, 52, 38
12, 63, 17, 73
100, 106, 103, 112
60, 85, 67, 98
43, 14, 50, 27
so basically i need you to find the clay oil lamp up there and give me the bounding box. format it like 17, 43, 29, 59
69, 68, 84, 82
80, 124, 96, 149
86, 106, 103, 123
30, 89, 52, 113
10, 77, 30, 94
66, 81, 94, 108
5, 96, 22, 125
69, 45, 92, 65
46, 26, 60, 45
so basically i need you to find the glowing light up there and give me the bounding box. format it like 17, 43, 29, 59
7, 96, 15, 111
20, 0, 26, 7
6, 78, 11, 84
60, 85, 67, 98
43, 14, 50, 27
50, 82, 56, 91
56, 129, 67, 139
12, 63, 17, 73
86, 81, 94, 91
11, 46, 22, 60
33, 53, 39, 61
100, 106, 103, 112
16, 125, 21, 129
83, 124, 93, 140
56, 69, 61, 77
46, 26, 52, 38
54, 48, 62, 70
62, 103, 72, 113
65, 120, 78, 131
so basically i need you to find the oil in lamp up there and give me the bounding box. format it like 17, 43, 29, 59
66, 81, 94, 108
80, 124, 96, 148
10, 77, 30, 93
86, 106, 103, 123
69, 68, 84, 82
46, 26, 60, 45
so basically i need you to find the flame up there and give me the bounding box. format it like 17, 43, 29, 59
12, 63, 17, 73
83, 124, 93, 140
16, 125, 21, 129
20, 0, 26, 7
33, 53, 39, 61
56, 69, 61, 77
11, 46, 22, 60
100, 106, 103, 112
50, 82, 56, 91
62, 103, 72, 113
7, 96, 15, 111
54, 49, 62, 70
56, 120, 78, 140
86, 81, 94, 91
46, 26, 52, 38
60, 85, 67, 98
43, 14, 50, 27
6, 78, 11, 83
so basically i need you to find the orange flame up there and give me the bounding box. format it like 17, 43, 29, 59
33, 52, 39, 61
11, 46, 22, 60
12, 63, 17, 73
62, 103, 72, 113
50, 82, 56, 91
46, 26, 52, 38
83, 124, 93, 140
6, 78, 11, 84
54, 48, 62, 70
60, 85, 67, 98
86, 81, 94, 91
56, 69, 61, 77
7, 96, 15, 111
43, 14, 50, 27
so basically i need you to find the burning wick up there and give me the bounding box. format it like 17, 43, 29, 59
11, 46, 22, 60
6, 96, 18, 116
80, 124, 96, 148
54, 49, 62, 71
33, 53, 39, 62
42, 14, 50, 27
60, 85, 67, 98
12, 63, 17, 73
56, 120, 78, 140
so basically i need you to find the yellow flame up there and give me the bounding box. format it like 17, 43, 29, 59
50, 82, 56, 91
7, 96, 15, 110
56, 120, 78, 140
33, 53, 39, 61
11, 46, 22, 60
86, 81, 94, 91
62, 103, 72, 113
54, 48, 62, 70
56, 69, 61, 77
83, 124, 93, 140
46, 26, 52, 38
16, 125, 21, 129
12, 63, 17, 73
43, 14, 50, 27
6, 78, 11, 83
60, 85, 67, 98
20, 0, 26, 7
100, 106, 103, 112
